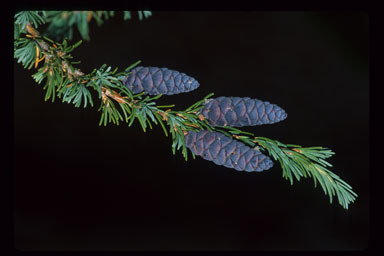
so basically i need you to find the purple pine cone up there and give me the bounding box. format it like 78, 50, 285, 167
201, 96, 287, 127
123, 66, 200, 95
184, 130, 273, 172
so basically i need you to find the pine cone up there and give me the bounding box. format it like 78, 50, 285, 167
123, 66, 200, 95
200, 96, 287, 127
184, 130, 273, 172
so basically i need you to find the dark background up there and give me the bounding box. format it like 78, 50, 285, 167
13, 11, 369, 251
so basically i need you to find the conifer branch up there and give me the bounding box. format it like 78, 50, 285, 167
42, 10, 152, 41
14, 11, 358, 210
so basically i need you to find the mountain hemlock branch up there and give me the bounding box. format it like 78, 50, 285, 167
14, 11, 358, 210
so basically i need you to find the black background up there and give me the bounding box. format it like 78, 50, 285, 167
13, 11, 369, 251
